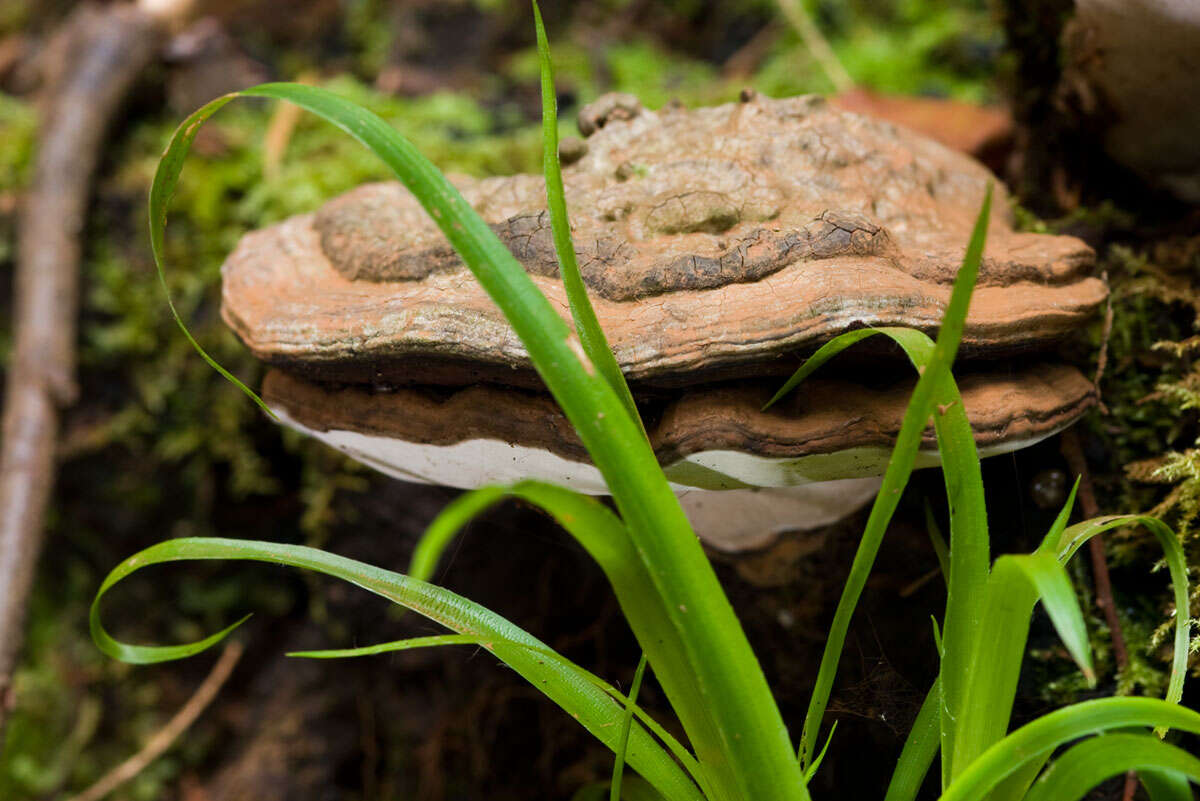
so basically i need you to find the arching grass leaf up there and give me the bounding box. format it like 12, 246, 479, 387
1023, 734, 1200, 801
90, 537, 704, 801
941, 697, 1200, 801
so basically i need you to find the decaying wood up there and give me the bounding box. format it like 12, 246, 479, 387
0, 1, 180, 740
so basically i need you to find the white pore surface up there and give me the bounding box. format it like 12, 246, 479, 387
274, 407, 616, 494
273, 406, 1068, 549
677, 479, 884, 552
672, 430, 1060, 487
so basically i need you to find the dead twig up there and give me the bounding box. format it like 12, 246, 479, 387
1059, 427, 1137, 801
0, 0, 187, 741
66, 641, 243, 801
1060, 428, 1129, 671
774, 0, 854, 94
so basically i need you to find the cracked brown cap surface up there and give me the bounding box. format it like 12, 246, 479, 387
221, 92, 1106, 387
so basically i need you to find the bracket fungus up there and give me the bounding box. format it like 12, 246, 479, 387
221, 92, 1106, 551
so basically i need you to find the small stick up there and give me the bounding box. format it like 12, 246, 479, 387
262, 71, 318, 180
774, 0, 854, 94
66, 641, 243, 801
1059, 427, 1137, 801
1092, 270, 1114, 417
0, 0, 186, 741
1060, 428, 1129, 672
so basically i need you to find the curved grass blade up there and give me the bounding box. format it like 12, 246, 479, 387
950, 552, 1096, 773
1022, 734, 1200, 801
148, 93, 275, 418
1057, 514, 1190, 715
613, 654, 650, 801
287, 633, 481, 658
779, 318, 989, 770
1037, 478, 1080, 555
593, 685, 708, 796
775, 189, 992, 770
1140, 769, 1197, 801
948, 483, 1086, 781
408, 480, 724, 799
985, 753, 1052, 801
151, 80, 805, 801
802, 721, 838, 783
90, 538, 704, 801
762, 328, 884, 411
940, 697, 1200, 801
1003, 554, 1098, 681
924, 501, 950, 587
532, 0, 643, 435
283, 630, 706, 791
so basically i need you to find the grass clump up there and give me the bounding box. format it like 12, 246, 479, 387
87, 6, 1200, 800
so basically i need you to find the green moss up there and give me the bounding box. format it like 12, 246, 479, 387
0, 93, 35, 190
759, 0, 999, 101
506, 0, 1000, 115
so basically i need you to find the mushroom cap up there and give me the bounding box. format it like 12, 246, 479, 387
221, 93, 1105, 388
262, 361, 1096, 494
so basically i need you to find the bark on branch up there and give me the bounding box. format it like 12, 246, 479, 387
0, 2, 167, 741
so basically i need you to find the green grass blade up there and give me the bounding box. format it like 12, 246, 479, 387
148, 93, 276, 418
150, 81, 808, 800
940, 698, 1200, 801
929, 188, 993, 786
924, 500, 950, 588
288, 633, 482, 658
408, 480, 725, 798
947, 479, 1085, 784
1140, 769, 1198, 801
1022, 734, 1200, 801
783, 322, 987, 769
613, 654, 650, 801
289, 634, 704, 794
409, 484, 513, 582
531, 0, 643, 434
1059, 515, 1190, 713
884, 678, 940, 801
592, 681, 708, 795
780, 190, 992, 769
1036, 478, 1080, 554
292, 627, 707, 793
1003, 554, 1094, 682
762, 328, 884, 411
950, 551, 1096, 774
803, 720, 838, 782
90, 538, 704, 801
985, 753, 1052, 801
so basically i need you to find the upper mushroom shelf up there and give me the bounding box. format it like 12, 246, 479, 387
220, 91, 1106, 389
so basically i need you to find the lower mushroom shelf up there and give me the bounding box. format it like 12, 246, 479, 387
261, 361, 1095, 551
